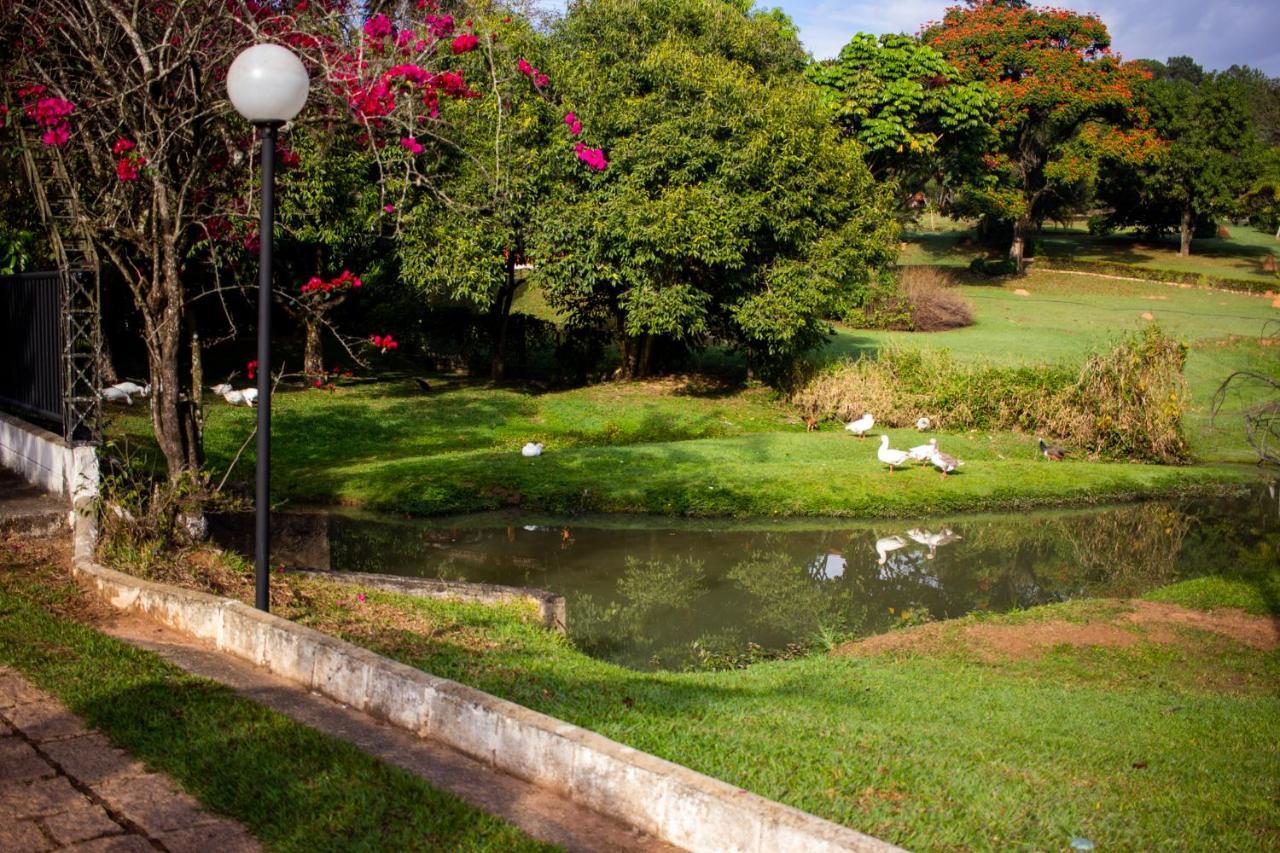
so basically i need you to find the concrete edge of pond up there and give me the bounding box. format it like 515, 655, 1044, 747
69, 555, 903, 853
289, 568, 567, 634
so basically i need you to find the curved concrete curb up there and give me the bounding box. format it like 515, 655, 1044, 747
291, 569, 567, 633
71, 559, 902, 853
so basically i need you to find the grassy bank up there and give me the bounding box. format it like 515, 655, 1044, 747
108, 538, 1280, 850
0, 539, 550, 852
105, 268, 1275, 517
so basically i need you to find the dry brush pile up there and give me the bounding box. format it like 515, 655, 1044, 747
794, 326, 1190, 462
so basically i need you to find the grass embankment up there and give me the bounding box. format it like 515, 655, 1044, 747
105, 539, 1280, 850
0, 538, 551, 852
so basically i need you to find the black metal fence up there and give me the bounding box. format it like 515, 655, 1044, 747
0, 270, 99, 443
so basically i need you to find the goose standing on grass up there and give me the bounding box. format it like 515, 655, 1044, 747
929, 449, 963, 479
907, 438, 938, 465
99, 386, 133, 405
915, 417, 931, 431
521, 442, 544, 457
107, 381, 150, 398
211, 383, 257, 406
1038, 438, 1067, 461
877, 434, 911, 473
845, 412, 874, 439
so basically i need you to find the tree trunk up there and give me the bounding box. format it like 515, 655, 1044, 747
303, 315, 324, 379
98, 332, 119, 386
1008, 216, 1030, 273
637, 334, 654, 379
491, 254, 517, 380
1179, 206, 1193, 257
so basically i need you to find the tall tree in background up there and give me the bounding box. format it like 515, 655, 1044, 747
534, 0, 896, 383
1100, 71, 1258, 255
924, 1, 1159, 270
807, 33, 995, 188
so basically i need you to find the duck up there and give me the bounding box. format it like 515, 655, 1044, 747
99, 386, 133, 404
877, 434, 911, 473
907, 437, 938, 465
1038, 438, 1067, 461
845, 412, 874, 439
211, 383, 258, 406
915, 416, 931, 431
906, 527, 963, 559
107, 380, 150, 398
875, 535, 908, 565
521, 442, 544, 457
929, 450, 963, 479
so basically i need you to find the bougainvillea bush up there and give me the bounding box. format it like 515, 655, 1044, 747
0, 0, 605, 482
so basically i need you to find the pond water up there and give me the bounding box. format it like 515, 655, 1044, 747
212, 483, 1279, 671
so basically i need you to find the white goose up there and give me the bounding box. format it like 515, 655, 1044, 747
521, 442, 544, 457
915, 417, 931, 431
907, 437, 938, 465
104, 381, 150, 399
99, 386, 133, 404
211, 383, 258, 406
845, 412, 874, 439
877, 434, 911, 473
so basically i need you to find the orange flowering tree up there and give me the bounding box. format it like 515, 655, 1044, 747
923, 1, 1161, 269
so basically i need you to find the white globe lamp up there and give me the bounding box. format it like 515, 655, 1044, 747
227, 43, 310, 124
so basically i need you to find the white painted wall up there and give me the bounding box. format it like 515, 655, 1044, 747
0, 411, 98, 557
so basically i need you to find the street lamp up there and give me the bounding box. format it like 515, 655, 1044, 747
227, 44, 309, 612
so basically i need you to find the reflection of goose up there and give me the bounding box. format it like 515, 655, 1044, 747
877, 435, 911, 473
815, 553, 847, 580
907, 438, 937, 465
907, 527, 963, 559
845, 413, 874, 439
875, 535, 908, 564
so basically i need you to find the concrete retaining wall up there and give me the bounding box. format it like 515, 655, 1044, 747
1, 411, 97, 559
72, 558, 900, 853
292, 569, 567, 633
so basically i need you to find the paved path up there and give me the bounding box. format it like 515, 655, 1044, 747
103, 613, 674, 853
0, 470, 67, 538
0, 666, 259, 853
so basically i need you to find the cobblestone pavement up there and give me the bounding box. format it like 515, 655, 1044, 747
0, 666, 259, 853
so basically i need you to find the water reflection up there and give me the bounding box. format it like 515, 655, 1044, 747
209, 483, 1278, 671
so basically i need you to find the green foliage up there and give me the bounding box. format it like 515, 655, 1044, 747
807, 33, 995, 180
533, 0, 897, 384
1099, 73, 1261, 248
968, 256, 1018, 276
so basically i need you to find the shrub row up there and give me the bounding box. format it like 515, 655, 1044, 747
792, 326, 1190, 463
1035, 259, 1276, 294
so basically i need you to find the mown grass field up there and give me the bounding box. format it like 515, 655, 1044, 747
901, 217, 1280, 285
84, 534, 1280, 851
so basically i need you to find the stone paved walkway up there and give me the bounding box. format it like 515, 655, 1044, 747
0, 666, 259, 853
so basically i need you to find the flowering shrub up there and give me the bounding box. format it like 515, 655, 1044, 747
368, 333, 398, 353
451, 33, 478, 54
112, 138, 146, 182
299, 269, 363, 297
17, 86, 75, 147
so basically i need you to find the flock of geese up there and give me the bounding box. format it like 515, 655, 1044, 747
844, 411, 1067, 476
99, 380, 257, 407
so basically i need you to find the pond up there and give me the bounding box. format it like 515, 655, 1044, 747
211, 483, 1279, 671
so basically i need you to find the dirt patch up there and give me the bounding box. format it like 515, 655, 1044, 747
836, 599, 1279, 662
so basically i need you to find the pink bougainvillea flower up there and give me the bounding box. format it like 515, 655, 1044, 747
451, 33, 478, 54
574, 142, 608, 171
368, 334, 398, 353
384, 203, 395, 213
41, 125, 70, 147
115, 158, 139, 181
363, 13, 392, 39
247, 360, 259, 380
400, 136, 424, 154
357, 593, 367, 602
112, 138, 136, 155
564, 112, 582, 136
517, 58, 533, 75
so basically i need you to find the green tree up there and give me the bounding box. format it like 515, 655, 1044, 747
924, 1, 1159, 270
533, 0, 896, 383
1101, 73, 1259, 255
806, 33, 995, 184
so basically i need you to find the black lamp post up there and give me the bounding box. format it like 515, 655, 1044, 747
226, 44, 310, 612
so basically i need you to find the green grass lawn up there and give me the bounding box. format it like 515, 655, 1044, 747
0, 541, 551, 852
901, 217, 1280, 285
237, 553, 1279, 850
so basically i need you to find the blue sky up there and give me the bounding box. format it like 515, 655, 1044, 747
781, 0, 1280, 74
